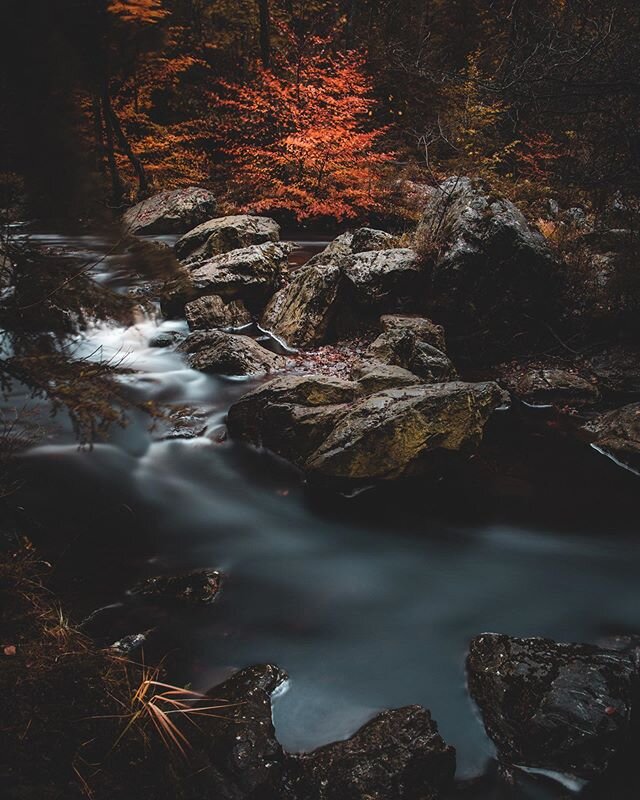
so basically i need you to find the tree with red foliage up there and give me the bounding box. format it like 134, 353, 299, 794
214, 29, 392, 222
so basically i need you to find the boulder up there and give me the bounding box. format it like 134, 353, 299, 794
227, 375, 359, 465
367, 327, 457, 383
467, 633, 638, 780
341, 248, 424, 310
130, 569, 221, 604
306, 227, 394, 268
261, 264, 343, 348
351, 227, 395, 254
284, 706, 455, 800
185, 294, 252, 331
514, 368, 599, 406
353, 362, 422, 394
122, 187, 217, 235
417, 176, 558, 336
586, 403, 640, 471
380, 314, 447, 353
179, 330, 286, 375
193, 664, 288, 800
175, 214, 280, 262
306, 381, 507, 481
306, 232, 354, 267
188, 242, 293, 308
228, 376, 508, 482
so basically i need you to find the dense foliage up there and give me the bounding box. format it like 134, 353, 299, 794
4, 0, 640, 222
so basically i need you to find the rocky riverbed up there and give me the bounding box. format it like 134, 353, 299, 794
3, 179, 640, 799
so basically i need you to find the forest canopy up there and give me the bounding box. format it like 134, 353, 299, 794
3, 0, 640, 224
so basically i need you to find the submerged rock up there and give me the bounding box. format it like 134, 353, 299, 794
130, 569, 221, 604
417, 176, 557, 339
262, 264, 343, 348
586, 403, 640, 471
514, 367, 599, 406
122, 187, 217, 235
185, 294, 252, 330
467, 633, 637, 780
284, 705, 455, 800
228, 375, 508, 482
175, 214, 280, 261
179, 330, 286, 375
188, 241, 292, 307
149, 329, 186, 348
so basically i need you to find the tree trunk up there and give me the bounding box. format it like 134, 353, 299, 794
100, 95, 125, 206
346, 0, 359, 49
101, 87, 149, 198
257, 0, 271, 67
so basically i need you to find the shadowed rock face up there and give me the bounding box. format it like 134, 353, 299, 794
123, 187, 217, 235
227, 375, 508, 482
418, 176, 558, 338
262, 264, 342, 348
175, 215, 280, 262
367, 324, 457, 383
467, 633, 638, 780
284, 706, 456, 800
514, 368, 599, 406
179, 330, 286, 375
193, 664, 288, 800
341, 248, 424, 309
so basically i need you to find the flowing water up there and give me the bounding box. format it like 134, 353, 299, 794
6, 231, 640, 796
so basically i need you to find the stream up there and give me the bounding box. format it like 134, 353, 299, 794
7, 231, 640, 796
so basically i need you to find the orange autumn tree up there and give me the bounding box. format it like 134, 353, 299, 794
215, 32, 392, 222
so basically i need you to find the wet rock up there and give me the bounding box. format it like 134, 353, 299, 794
227, 375, 359, 465
367, 327, 457, 383
514, 368, 599, 406
130, 569, 221, 604
262, 264, 343, 348
188, 241, 293, 308
585, 403, 640, 471
192, 664, 288, 800
229, 376, 508, 482
179, 330, 286, 375
353, 362, 421, 394
284, 705, 455, 800
175, 214, 280, 262
341, 248, 423, 310
306, 381, 507, 481
122, 187, 217, 235
418, 176, 558, 338
467, 633, 637, 780
351, 227, 394, 254
380, 314, 446, 353
149, 329, 185, 348
163, 405, 209, 439
185, 294, 252, 331
109, 633, 146, 655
